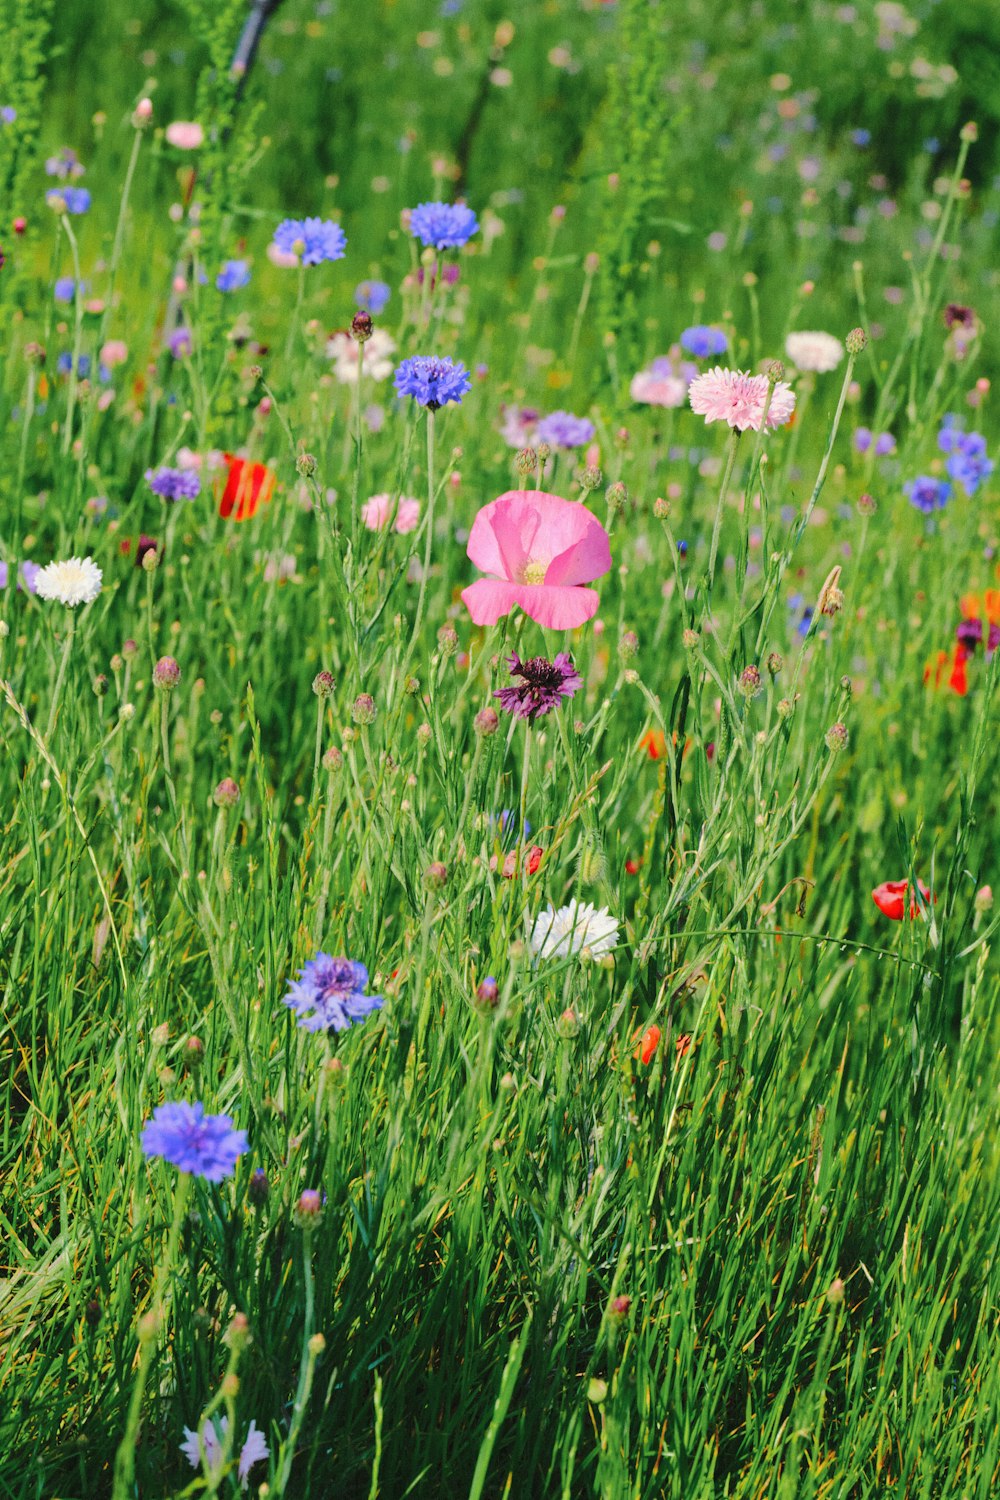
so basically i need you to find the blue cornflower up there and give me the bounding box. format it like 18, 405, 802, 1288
54, 277, 76, 303
145, 466, 201, 501
904, 475, 951, 514
535, 410, 595, 450
141, 1101, 248, 1182
46, 187, 91, 215
948, 441, 993, 496
0, 107, 16, 125
56, 352, 90, 378
273, 216, 346, 265
45, 147, 83, 180
407, 201, 479, 250
355, 279, 391, 314
394, 354, 471, 409
679, 325, 729, 358
850, 128, 871, 146
284, 953, 383, 1034
216, 259, 251, 293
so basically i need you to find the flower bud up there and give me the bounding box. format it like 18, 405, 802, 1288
183, 1035, 204, 1072
93, 673, 109, 697
608, 1294, 631, 1320
322, 745, 343, 772
845, 327, 867, 355
817, 565, 844, 617
474, 706, 499, 736
514, 447, 537, 477
296, 452, 317, 477
248, 1168, 270, 1207
153, 655, 181, 690
653, 496, 670, 520
437, 624, 458, 656
141, 547, 159, 573
294, 1189, 324, 1226
826, 1277, 846, 1305
766, 651, 783, 675
605, 481, 628, 514
122, 638, 139, 661
618, 630, 638, 661
213, 777, 240, 807
557, 1007, 579, 1038
351, 310, 373, 343
416, 721, 432, 747
476, 975, 499, 1007
825, 721, 849, 752
352, 693, 376, 725
683, 628, 699, 650
974, 884, 993, 915
580, 465, 603, 492
312, 670, 336, 698
777, 697, 794, 720
424, 861, 448, 890
738, 664, 762, 700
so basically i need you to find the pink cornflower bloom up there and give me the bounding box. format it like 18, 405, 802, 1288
165, 121, 204, 150
462, 489, 611, 630
629, 370, 687, 408
99, 339, 128, 368
688, 367, 796, 432
361, 493, 420, 534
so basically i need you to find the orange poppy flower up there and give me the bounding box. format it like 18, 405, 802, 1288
639, 728, 667, 759
949, 644, 969, 696
219, 453, 276, 521
634, 1024, 660, 1065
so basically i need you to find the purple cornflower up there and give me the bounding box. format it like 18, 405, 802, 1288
45, 147, 84, 180
535, 410, 595, 450
355, 279, 391, 314
494, 652, 582, 723
854, 427, 896, 456
216, 259, 251, 292
679, 325, 729, 358
54, 276, 76, 303
393, 355, 471, 409
938, 416, 992, 494
56, 352, 90, 378
145, 466, 201, 501
408, 201, 479, 250
20, 561, 40, 594
46, 187, 90, 214
141, 1101, 248, 1182
284, 953, 383, 1033
168, 327, 192, 358
904, 475, 951, 514
181, 1417, 269, 1489
272, 216, 346, 265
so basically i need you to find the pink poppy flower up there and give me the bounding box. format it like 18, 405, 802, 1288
361, 493, 421, 534
165, 121, 204, 150
461, 489, 611, 630
688, 366, 796, 432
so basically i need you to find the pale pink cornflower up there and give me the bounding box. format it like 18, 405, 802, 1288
361, 493, 420, 534
688, 367, 796, 432
784, 330, 844, 373
461, 489, 611, 630
165, 121, 204, 150
629, 370, 687, 407
99, 339, 128, 368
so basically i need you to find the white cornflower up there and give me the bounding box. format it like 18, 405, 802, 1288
529, 899, 620, 961
327, 327, 396, 384
34, 556, 102, 607
784, 330, 845, 374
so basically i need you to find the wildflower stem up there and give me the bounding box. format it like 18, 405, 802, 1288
272, 1233, 322, 1498
406, 407, 436, 660
60, 215, 86, 458
45, 611, 75, 741
707, 428, 740, 594
112, 1173, 192, 1500
796, 351, 856, 538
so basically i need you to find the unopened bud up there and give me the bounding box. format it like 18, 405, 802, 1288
618, 630, 638, 661
93, 673, 109, 697
213, 777, 240, 807
312, 670, 336, 698
845, 327, 867, 355
296, 451, 317, 477
738, 664, 763, 700
825, 721, 849, 752
153, 655, 181, 690
352, 693, 376, 725
474, 706, 499, 736
857, 492, 877, 517
605, 481, 628, 513
424, 861, 448, 890
514, 447, 537, 477
580, 464, 602, 492
653, 496, 671, 520
766, 651, 783, 675
351, 310, 373, 343
322, 745, 343, 772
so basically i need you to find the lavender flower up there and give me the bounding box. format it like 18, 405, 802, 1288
393, 355, 471, 410
141, 1101, 248, 1182
272, 217, 346, 265
216, 259, 251, 293
355, 279, 391, 314
167, 327, 192, 358
181, 1417, 269, 1490
680, 325, 729, 358
54, 277, 76, 303
145, 466, 201, 501
535, 411, 595, 450
284, 954, 383, 1033
494, 652, 582, 723
408, 201, 479, 250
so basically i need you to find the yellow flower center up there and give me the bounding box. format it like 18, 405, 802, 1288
520, 559, 548, 585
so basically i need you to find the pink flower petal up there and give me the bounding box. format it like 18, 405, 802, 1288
461, 578, 600, 629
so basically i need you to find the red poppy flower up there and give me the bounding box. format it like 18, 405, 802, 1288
948, 644, 969, 696
675, 1033, 692, 1059
633, 1024, 660, 1065
872, 879, 933, 921
639, 728, 666, 760
625, 857, 641, 875
498, 845, 544, 879
219, 453, 276, 521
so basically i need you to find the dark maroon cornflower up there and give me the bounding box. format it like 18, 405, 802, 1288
135, 534, 158, 568
493, 652, 582, 723
943, 303, 977, 330
956, 618, 983, 650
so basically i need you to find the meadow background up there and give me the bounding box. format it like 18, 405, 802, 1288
2, 0, 1000, 1496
